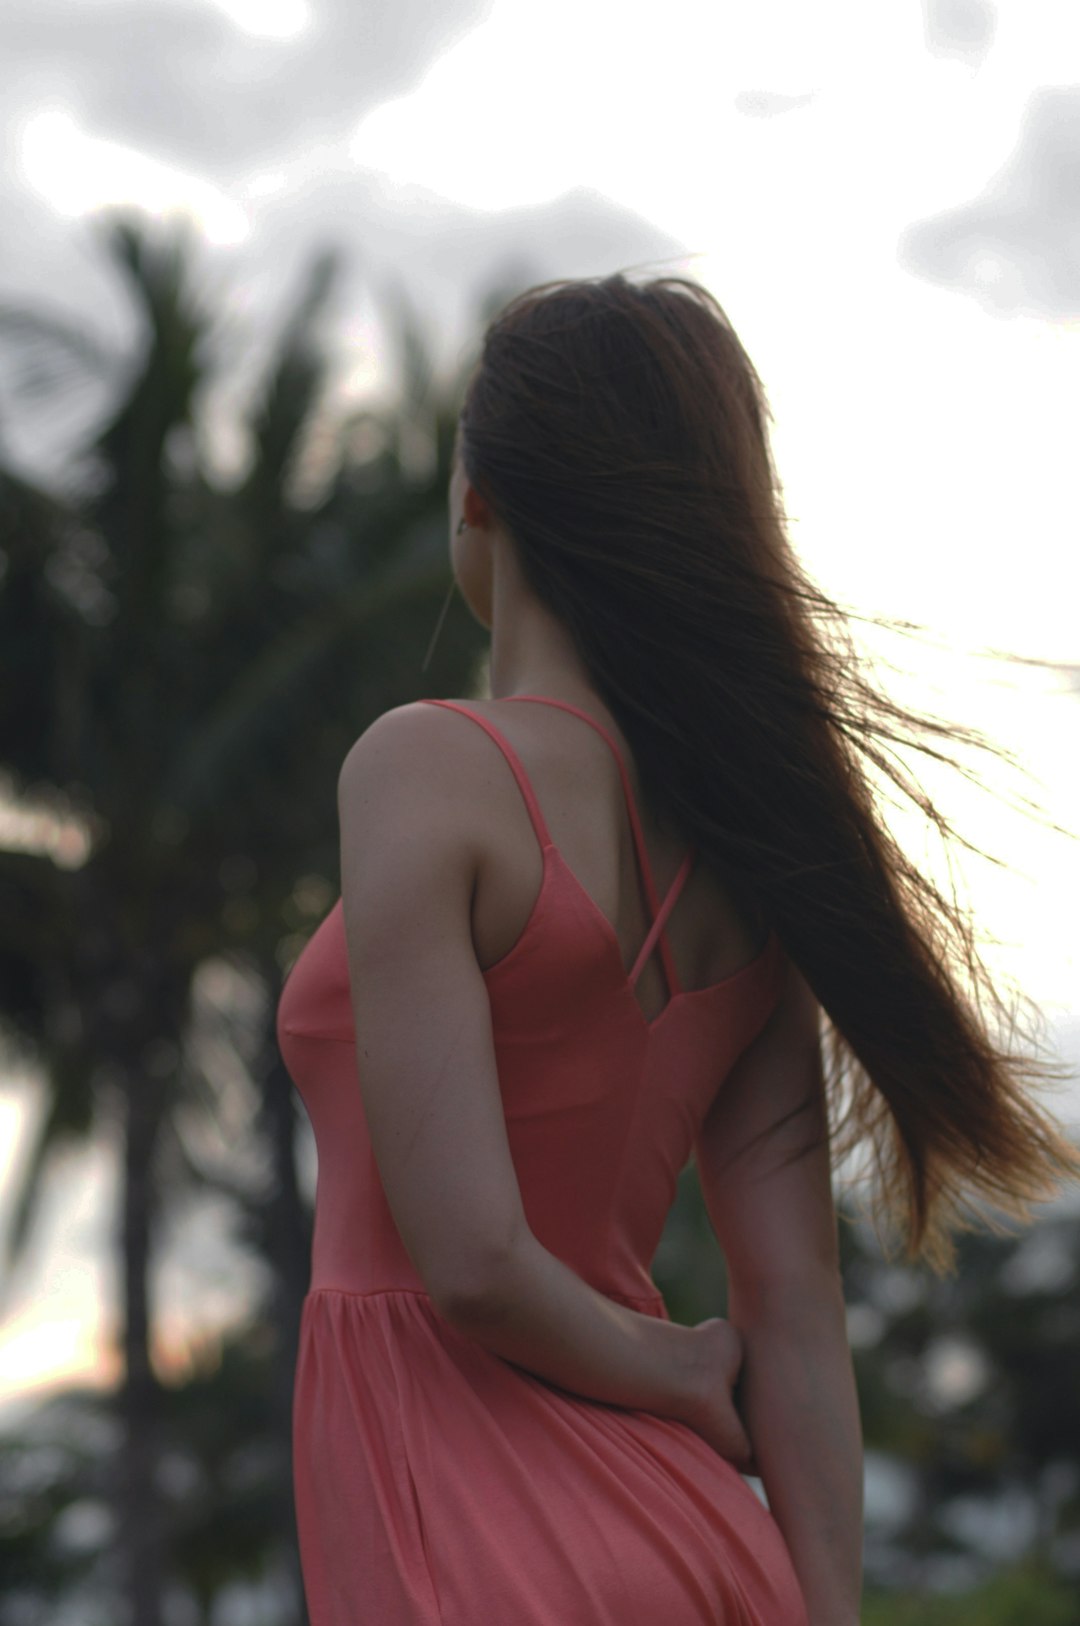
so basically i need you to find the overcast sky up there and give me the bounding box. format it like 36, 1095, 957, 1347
2, 0, 1079, 1411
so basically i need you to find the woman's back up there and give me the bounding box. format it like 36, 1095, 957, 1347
458, 693, 771, 1021
276, 692, 806, 1624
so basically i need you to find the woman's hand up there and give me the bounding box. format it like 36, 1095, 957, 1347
680, 1317, 760, 1476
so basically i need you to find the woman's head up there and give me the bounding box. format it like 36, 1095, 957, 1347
450, 276, 782, 702
451, 270, 1080, 1273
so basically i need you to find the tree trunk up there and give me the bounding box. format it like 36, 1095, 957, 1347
116, 1062, 166, 1626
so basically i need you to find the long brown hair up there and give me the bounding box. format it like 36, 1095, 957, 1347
455, 269, 1080, 1275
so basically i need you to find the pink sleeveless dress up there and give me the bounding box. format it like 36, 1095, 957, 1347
276, 695, 809, 1625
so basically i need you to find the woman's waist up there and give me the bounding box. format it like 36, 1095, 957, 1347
305, 1267, 669, 1319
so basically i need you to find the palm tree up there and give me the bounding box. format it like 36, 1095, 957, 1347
0, 209, 496, 1621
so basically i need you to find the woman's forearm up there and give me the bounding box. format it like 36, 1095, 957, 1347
439, 1229, 703, 1424
728, 1272, 864, 1626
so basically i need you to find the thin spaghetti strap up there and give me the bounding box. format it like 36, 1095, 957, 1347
504, 697, 663, 909
505, 694, 690, 994
628, 849, 695, 989
418, 699, 553, 852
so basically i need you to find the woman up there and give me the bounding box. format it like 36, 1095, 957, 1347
276, 273, 1079, 1624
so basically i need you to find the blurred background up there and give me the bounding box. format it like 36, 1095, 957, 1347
2, 0, 1079, 1621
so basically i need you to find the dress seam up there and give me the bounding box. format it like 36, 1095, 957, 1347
305, 1285, 437, 1302
304, 1282, 665, 1309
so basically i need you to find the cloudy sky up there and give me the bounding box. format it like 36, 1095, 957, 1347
2, 0, 1079, 1409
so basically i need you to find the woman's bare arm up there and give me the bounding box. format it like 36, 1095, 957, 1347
337, 707, 750, 1462
440, 1231, 751, 1466
694, 960, 864, 1626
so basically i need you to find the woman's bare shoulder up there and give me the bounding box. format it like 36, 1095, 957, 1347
338, 700, 504, 827
341, 698, 486, 762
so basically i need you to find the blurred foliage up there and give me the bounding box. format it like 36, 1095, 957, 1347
1, 1329, 294, 1626
862, 1559, 1079, 1624
655, 1164, 1080, 1599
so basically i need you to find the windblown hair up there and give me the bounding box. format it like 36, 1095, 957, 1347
455, 269, 1080, 1275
